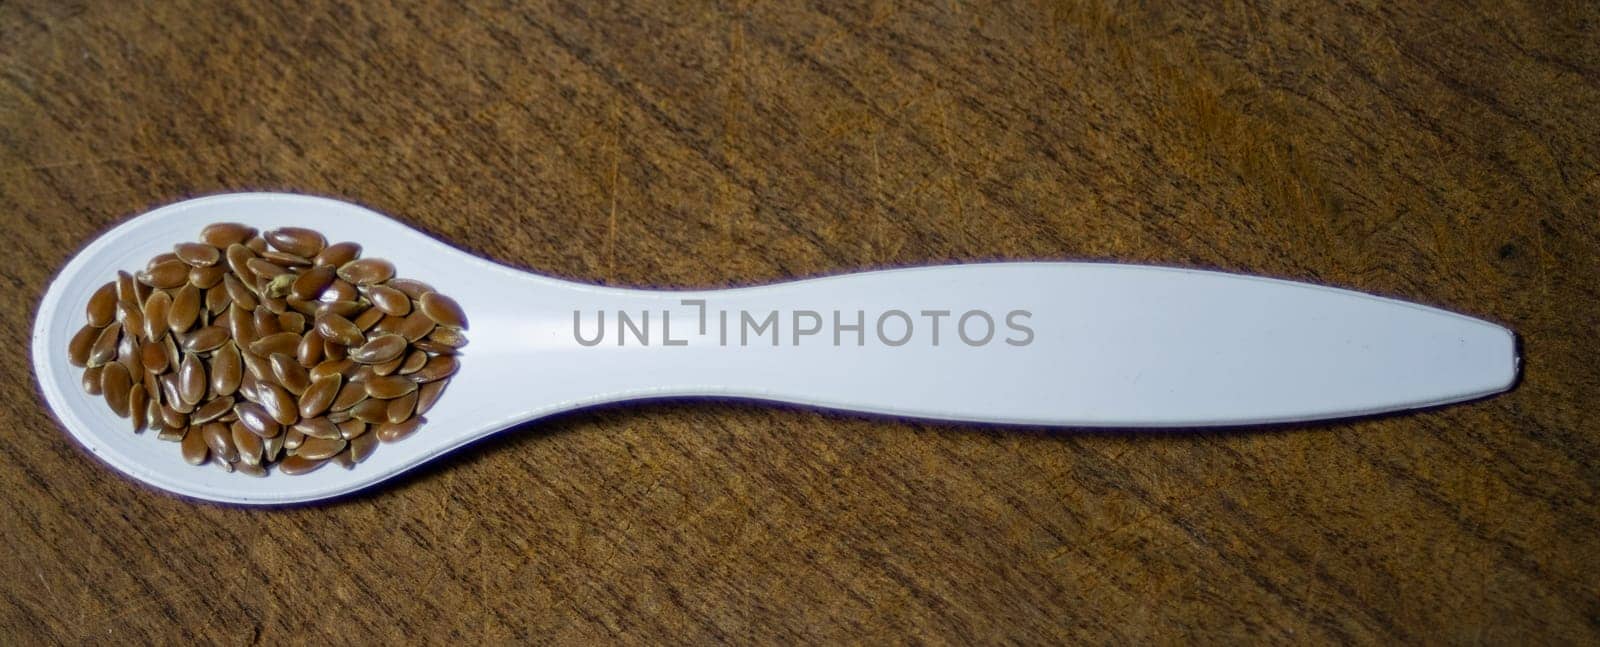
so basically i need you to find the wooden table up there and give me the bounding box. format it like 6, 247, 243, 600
2, 2, 1596, 643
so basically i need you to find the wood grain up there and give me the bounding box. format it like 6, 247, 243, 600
2, 1, 1597, 643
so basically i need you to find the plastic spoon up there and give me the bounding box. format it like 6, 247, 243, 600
33, 193, 1519, 504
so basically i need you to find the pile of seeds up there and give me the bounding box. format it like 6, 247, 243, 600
66, 223, 467, 476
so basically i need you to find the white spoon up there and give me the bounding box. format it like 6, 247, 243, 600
33, 193, 1519, 504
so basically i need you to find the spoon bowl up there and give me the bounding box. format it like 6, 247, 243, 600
35, 194, 548, 503
35, 193, 1519, 505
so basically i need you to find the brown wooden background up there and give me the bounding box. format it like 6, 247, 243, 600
2, 1, 1597, 643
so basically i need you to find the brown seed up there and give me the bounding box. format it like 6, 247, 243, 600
351, 334, 406, 364
293, 417, 341, 440
238, 370, 262, 403
296, 435, 347, 460
271, 353, 311, 395
416, 380, 446, 415
235, 462, 268, 477
160, 404, 187, 430
222, 272, 258, 311
249, 331, 301, 357
398, 349, 428, 374
364, 374, 417, 399
101, 363, 132, 416
387, 278, 435, 299
138, 291, 168, 341
376, 417, 424, 443
347, 365, 378, 384
259, 382, 299, 426
157, 425, 185, 441
135, 275, 153, 303
266, 227, 327, 257
142, 370, 159, 406
68, 323, 98, 367
139, 260, 190, 289
314, 242, 361, 267
413, 340, 460, 355
160, 374, 191, 413
386, 390, 417, 423
278, 311, 307, 334
372, 314, 403, 335
192, 395, 235, 424
262, 432, 284, 463
296, 328, 325, 367
261, 296, 288, 314
309, 358, 353, 382
337, 419, 368, 440
246, 257, 288, 281
213, 458, 235, 473
286, 296, 319, 317
178, 352, 206, 405
128, 384, 149, 432
202, 223, 255, 247
261, 250, 312, 267
246, 235, 268, 253
331, 380, 368, 411
344, 433, 376, 464
225, 303, 254, 345
327, 409, 353, 423
117, 300, 145, 337
232, 422, 264, 466
168, 284, 201, 333
204, 284, 230, 314
163, 336, 181, 373
145, 395, 164, 431
418, 292, 468, 329
284, 428, 305, 450
278, 455, 327, 475
323, 338, 348, 361
367, 285, 411, 316
182, 326, 229, 353
202, 422, 238, 462
411, 355, 459, 383
426, 327, 469, 349
321, 279, 359, 304
87, 281, 117, 327
116, 271, 140, 310
300, 374, 340, 419
353, 307, 386, 332
174, 242, 221, 267
253, 306, 282, 336
88, 322, 121, 367
180, 426, 209, 465
396, 310, 436, 342
337, 258, 395, 285
140, 340, 170, 373
314, 300, 363, 320
240, 350, 273, 383
373, 353, 404, 376
315, 313, 364, 346
350, 398, 389, 423
225, 243, 256, 280
212, 341, 242, 396
147, 252, 180, 271
234, 402, 281, 438
189, 264, 228, 289
290, 265, 336, 301
82, 366, 104, 395
116, 334, 141, 379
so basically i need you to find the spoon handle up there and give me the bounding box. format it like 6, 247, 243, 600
541, 263, 1516, 427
